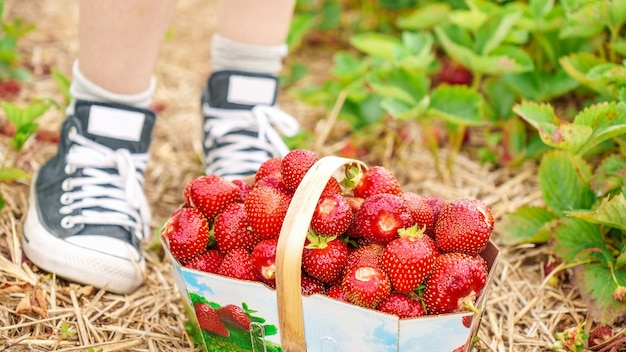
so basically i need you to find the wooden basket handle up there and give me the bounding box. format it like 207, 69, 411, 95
275, 156, 367, 352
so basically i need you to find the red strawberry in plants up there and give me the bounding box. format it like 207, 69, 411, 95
435, 198, 494, 256
251, 238, 279, 285
344, 165, 403, 198
194, 302, 230, 337
342, 265, 391, 309
423, 252, 488, 315
436, 59, 473, 86
162, 207, 210, 261
218, 248, 257, 281
213, 202, 259, 254
281, 149, 319, 192
356, 193, 416, 245
382, 225, 440, 294
311, 194, 353, 237
402, 192, 436, 237
302, 233, 349, 284
377, 293, 426, 319
184, 175, 241, 220
244, 185, 291, 240
184, 249, 224, 274
216, 304, 252, 331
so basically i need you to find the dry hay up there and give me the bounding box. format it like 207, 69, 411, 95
0, 1, 603, 351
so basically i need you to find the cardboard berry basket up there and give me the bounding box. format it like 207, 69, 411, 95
163, 156, 501, 352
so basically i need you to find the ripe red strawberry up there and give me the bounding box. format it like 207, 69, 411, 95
251, 239, 279, 285
302, 233, 349, 284
213, 202, 259, 254
244, 185, 291, 240
321, 176, 342, 196
281, 149, 319, 192
345, 165, 403, 198
325, 285, 349, 302
216, 304, 252, 331
184, 175, 241, 220
435, 198, 494, 256
377, 293, 426, 319
356, 193, 416, 245
311, 194, 353, 237
255, 157, 283, 183
194, 302, 229, 337
382, 226, 440, 294
301, 274, 326, 296
402, 192, 436, 237
231, 179, 252, 202
422, 195, 446, 224
184, 249, 224, 274
254, 173, 293, 197
436, 59, 473, 86
344, 196, 365, 238
341, 265, 391, 309
218, 248, 257, 281
344, 243, 384, 274
423, 252, 488, 315
162, 207, 210, 261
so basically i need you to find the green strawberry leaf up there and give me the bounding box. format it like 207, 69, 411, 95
538, 150, 596, 215
397, 31, 436, 72
475, 8, 523, 55
552, 217, 612, 265
611, 37, 626, 57
381, 98, 418, 121
566, 193, 626, 231
331, 52, 369, 82
0, 167, 30, 181
559, 53, 615, 98
570, 263, 626, 324
590, 154, 626, 196
350, 32, 401, 61
396, 2, 452, 30
502, 68, 579, 102
528, 0, 555, 18
427, 85, 485, 126
483, 76, 516, 120
368, 68, 429, 106
513, 101, 560, 127
499, 205, 559, 245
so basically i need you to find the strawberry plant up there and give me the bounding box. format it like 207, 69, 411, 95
500, 98, 626, 324
0, 0, 34, 97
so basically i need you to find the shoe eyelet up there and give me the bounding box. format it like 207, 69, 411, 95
60, 216, 75, 229
59, 205, 72, 215
64, 164, 76, 174
61, 178, 73, 191
60, 193, 73, 205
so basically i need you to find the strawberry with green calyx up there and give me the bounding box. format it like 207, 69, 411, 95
184, 249, 223, 274
342, 165, 403, 198
423, 252, 488, 315
244, 185, 291, 240
302, 232, 349, 284
194, 302, 230, 337
162, 207, 210, 261
251, 238, 279, 285
342, 265, 392, 309
356, 193, 416, 245
377, 293, 426, 319
213, 202, 259, 254
184, 175, 241, 220
402, 192, 436, 237
382, 224, 440, 294
281, 149, 319, 192
311, 194, 353, 237
435, 198, 494, 256
216, 304, 252, 331
218, 248, 257, 281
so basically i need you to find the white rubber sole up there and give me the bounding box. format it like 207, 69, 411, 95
22, 173, 145, 294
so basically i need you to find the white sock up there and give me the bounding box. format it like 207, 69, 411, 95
210, 34, 288, 76
67, 60, 156, 115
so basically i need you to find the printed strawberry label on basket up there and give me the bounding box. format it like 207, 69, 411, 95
161, 150, 501, 352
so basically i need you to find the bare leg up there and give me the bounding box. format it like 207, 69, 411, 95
216, 0, 296, 46
78, 0, 177, 95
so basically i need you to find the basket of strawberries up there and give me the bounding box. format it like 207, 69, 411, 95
161, 150, 500, 352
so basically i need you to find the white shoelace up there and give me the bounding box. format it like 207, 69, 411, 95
202, 104, 299, 178
59, 129, 151, 241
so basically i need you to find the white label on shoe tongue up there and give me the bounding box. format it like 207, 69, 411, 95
87, 105, 145, 142
227, 75, 276, 105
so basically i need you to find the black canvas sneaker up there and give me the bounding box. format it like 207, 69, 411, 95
23, 100, 155, 294
201, 70, 299, 180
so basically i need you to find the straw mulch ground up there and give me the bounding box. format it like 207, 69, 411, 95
0, 1, 593, 351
